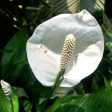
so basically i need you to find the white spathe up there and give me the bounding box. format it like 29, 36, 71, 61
26, 9, 104, 87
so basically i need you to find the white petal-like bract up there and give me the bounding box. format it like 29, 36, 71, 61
26, 9, 104, 87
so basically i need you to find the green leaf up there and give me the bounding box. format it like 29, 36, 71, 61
22, 99, 32, 112
0, 88, 19, 112
13, 87, 28, 98
1, 29, 29, 82
91, 78, 99, 92
12, 93, 19, 112
105, 32, 112, 52
80, 0, 105, 12
0, 88, 12, 112
50, 0, 104, 16
56, 104, 84, 112
48, 87, 112, 112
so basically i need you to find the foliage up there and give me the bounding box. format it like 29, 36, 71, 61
0, 88, 19, 112
0, 0, 112, 112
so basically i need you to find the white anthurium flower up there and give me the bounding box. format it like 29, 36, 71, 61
26, 9, 104, 87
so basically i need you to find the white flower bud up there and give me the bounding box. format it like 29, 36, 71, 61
0, 80, 12, 100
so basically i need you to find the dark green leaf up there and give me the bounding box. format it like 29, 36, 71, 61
48, 88, 112, 112
1, 29, 29, 82
13, 87, 28, 98
23, 100, 32, 112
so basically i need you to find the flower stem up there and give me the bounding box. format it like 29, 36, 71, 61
40, 69, 65, 112
53, 68, 65, 93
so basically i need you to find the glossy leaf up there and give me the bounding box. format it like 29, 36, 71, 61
47, 87, 112, 112
12, 93, 19, 112
0, 89, 12, 112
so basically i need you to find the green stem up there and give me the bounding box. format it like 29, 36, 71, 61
40, 68, 65, 112
52, 68, 65, 93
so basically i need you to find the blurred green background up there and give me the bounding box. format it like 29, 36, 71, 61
0, 0, 112, 112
